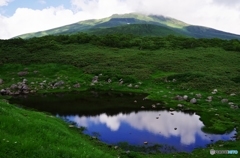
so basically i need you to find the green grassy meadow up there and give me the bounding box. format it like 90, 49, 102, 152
0, 35, 240, 157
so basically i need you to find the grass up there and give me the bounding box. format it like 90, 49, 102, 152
0, 40, 240, 157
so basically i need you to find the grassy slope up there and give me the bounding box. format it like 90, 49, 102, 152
0, 43, 240, 157
87, 24, 185, 37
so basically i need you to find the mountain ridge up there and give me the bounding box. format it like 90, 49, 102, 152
15, 13, 240, 40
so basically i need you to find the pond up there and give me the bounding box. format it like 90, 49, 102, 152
9, 91, 237, 153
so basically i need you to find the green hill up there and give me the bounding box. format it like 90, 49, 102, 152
15, 13, 240, 40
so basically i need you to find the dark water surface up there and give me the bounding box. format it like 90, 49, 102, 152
10, 91, 236, 153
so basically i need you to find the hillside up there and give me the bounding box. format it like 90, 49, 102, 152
15, 13, 240, 40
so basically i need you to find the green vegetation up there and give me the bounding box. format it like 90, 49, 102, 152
15, 13, 240, 40
0, 33, 240, 157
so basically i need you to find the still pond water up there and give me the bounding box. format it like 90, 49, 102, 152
10, 91, 236, 153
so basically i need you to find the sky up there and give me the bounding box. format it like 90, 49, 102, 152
1, 0, 240, 39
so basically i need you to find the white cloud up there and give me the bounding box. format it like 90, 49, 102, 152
38, 0, 46, 5
0, 0, 12, 7
0, 0, 240, 39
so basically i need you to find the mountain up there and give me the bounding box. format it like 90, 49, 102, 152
16, 13, 240, 40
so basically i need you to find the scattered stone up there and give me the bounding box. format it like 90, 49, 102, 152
17, 71, 28, 76
171, 113, 174, 115
69, 125, 74, 128
177, 104, 184, 108
228, 102, 234, 105
10, 84, 18, 90
134, 85, 139, 88
0, 89, 6, 95
213, 89, 218, 92
196, 94, 202, 98
119, 81, 123, 85
134, 100, 137, 103
141, 106, 145, 109
230, 93, 236, 96
172, 79, 176, 82
221, 99, 228, 103
174, 128, 177, 130
169, 108, 174, 111
114, 146, 118, 150
92, 76, 98, 83
212, 91, 216, 94
152, 104, 156, 108
107, 79, 112, 83
23, 79, 28, 83
127, 84, 132, 88
183, 95, 188, 100
190, 98, 197, 104
207, 96, 213, 100
73, 83, 80, 88
144, 141, 148, 145
174, 95, 183, 101
0, 79, 3, 85
156, 117, 159, 119
156, 103, 160, 106
54, 80, 64, 87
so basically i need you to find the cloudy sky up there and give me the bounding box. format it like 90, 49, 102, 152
1, 0, 240, 39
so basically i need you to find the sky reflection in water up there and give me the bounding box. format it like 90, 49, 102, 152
59, 111, 236, 152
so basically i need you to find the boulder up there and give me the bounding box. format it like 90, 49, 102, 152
73, 83, 80, 88
190, 98, 197, 104
17, 71, 28, 76
196, 94, 202, 98
10, 84, 18, 90
221, 99, 228, 103
183, 95, 188, 100
54, 81, 64, 87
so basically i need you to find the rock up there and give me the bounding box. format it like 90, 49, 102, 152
230, 93, 236, 96
10, 84, 18, 90
172, 79, 176, 82
221, 99, 228, 103
207, 96, 213, 100
183, 95, 188, 100
127, 84, 132, 88
54, 81, 64, 87
114, 146, 118, 149
144, 141, 148, 145
196, 94, 202, 98
73, 83, 80, 88
134, 100, 137, 103
177, 104, 184, 108
171, 113, 174, 115
212, 91, 216, 94
23, 79, 28, 83
228, 102, 234, 105
119, 81, 123, 85
92, 76, 98, 83
33, 70, 38, 74
190, 98, 197, 104
107, 79, 112, 83
141, 106, 145, 109
174, 95, 183, 101
134, 85, 139, 88
0, 79, 3, 85
174, 128, 177, 130
0, 89, 6, 95
170, 108, 174, 111
213, 89, 218, 92
17, 71, 28, 76
152, 104, 156, 108
156, 117, 159, 119
156, 103, 161, 105
69, 125, 74, 128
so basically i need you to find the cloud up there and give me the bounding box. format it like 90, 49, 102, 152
0, 0, 12, 7
38, 0, 46, 5
0, 0, 240, 39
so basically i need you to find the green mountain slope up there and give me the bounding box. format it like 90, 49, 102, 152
88, 24, 185, 37
15, 13, 240, 40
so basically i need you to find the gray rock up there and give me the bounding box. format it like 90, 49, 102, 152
175, 95, 183, 101
177, 104, 184, 108
54, 81, 64, 87
134, 85, 139, 88
92, 76, 98, 83
127, 84, 132, 88
73, 83, 80, 88
10, 84, 18, 90
0, 89, 6, 94
196, 94, 202, 98
190, 98, 197, 104
108, 79, 112, 83
0, 79, 3, 85
17, 71, 28, 76
221, 99, 228, 103
23, 79, 28, 83
207, 96, 213, 100
183, 95, 188, 100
